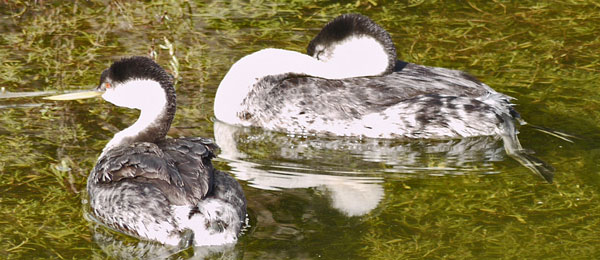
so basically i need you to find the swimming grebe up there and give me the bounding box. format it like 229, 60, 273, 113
215, 14, 513, 139
214, 14, 556, 182
80, 57, 246, 246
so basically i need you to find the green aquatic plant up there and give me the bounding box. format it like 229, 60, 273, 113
0, 0, 599, 259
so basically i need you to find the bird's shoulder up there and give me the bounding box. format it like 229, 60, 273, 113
91, 138, 219, 195
92, 142, 175, 184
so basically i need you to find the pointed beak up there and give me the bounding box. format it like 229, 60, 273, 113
42, 89, 104, 101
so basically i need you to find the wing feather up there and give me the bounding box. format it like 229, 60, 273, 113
90, 138, 219, 204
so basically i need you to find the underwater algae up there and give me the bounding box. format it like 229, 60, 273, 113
0, 0, 599, 259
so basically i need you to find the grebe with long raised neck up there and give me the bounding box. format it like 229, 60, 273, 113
73, 57, 246, 247
214, 14, 562, 182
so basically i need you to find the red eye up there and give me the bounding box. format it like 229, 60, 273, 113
105, 82, 111, 89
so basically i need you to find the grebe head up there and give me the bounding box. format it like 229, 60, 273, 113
97, 56, 175, 111
307, 13, 397, 75
94, 56, 177, 152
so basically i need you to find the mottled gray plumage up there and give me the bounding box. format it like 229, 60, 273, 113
226, 14, 556, 182
240, 62, 514, 139
90, 138, 216, 207
87, 56, 246, 246
88, 138, 245, 243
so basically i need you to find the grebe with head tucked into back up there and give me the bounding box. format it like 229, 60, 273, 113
71, 57, 247, 247
215, 14, 557, 182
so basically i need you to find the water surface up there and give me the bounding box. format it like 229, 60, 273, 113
1, 1, 599, 259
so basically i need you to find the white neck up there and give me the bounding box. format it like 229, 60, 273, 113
100, 79, 168, 155
214, 47, 386, 125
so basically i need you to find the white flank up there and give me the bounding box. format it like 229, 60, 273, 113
172, 200, 240, 246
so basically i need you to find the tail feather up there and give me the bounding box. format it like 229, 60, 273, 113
516, 117, 579, 143
500, 114, 554, 183
527, 123, 579, 143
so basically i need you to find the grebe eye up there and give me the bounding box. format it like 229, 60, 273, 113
316, 50, 323, 60
105, 82, 111, 89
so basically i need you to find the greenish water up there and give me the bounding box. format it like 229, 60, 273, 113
1, 0, 599, 259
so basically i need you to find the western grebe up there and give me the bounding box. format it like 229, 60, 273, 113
214, 14, 563, 182
50, 56, 247, 246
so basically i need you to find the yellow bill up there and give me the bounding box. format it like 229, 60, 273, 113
43, 91, 103, 101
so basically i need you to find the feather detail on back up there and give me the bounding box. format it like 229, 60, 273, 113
91, 138, 218, 206
239, 63, 514, 139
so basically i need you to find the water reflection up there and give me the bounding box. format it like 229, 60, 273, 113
91, 229, 186, 259
91, 230, 240, 259
88, 215, 240, 259
213, 121, 506, 216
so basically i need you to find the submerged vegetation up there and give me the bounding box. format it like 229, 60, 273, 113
0, 0, 599, 259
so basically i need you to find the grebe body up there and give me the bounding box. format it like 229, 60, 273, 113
86, 57, 246, 246
214, 14, 555, 182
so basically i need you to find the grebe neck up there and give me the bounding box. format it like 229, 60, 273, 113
214, 48, 379, 125
101, 79, 176, 155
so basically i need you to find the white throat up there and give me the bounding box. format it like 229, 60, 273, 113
214, 46, 388, 125
101, 79, 168, 155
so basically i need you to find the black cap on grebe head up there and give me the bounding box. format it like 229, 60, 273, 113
307, 14, 397, 74
97, 56, 174, 92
